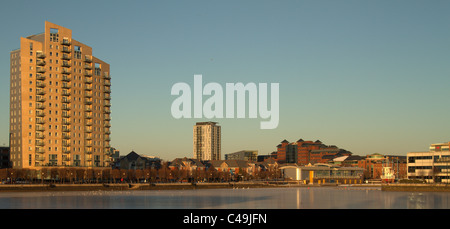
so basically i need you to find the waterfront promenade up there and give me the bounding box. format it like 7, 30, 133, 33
2, 181, 450, 193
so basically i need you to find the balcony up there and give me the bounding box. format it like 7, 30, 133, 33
84, 105, 92, 112
84, 92, 93, 98
84, 70, 93, 77
36, 60, 46, 66
84, 55, 93, 63
85, 112, 93, 119
62, 132, 71, 139
36, 110, 45, 117
62, 104, 71, 110
35, 133, 45, 140
104, 122, 111, 128
104, 136, 111, 141
36, 52, 46, 59
36, 81, 46, 88
36, 96, 46, 103
85, 120, 93, 126
62, 47, 72, 53
62, 112, 71, 118
62, 97, 71, 103
85, 148, 93, 154
85, 126, 93, 133
103, 87, 111, 93
62, 118, 71, 125
61, 39, 71, 46
61, 68, 71, 75
62, 83, 71, 89
84, 98, 93, 105
104, 94, 111, 100
62, 75, 71, 82
103, 80, 111, 86
36, 89, 46, 95
84, 64, 92, 70
103, 72, 110, 79
36, 118, 45, 124
61, 61, 71, 67
104, 101, 111, 107
63, 147, 71, 154
84, 85, 93, 91
35, 155, 45, 161
36, 125, 45, 132
62, 54, 71, 60
62, 125, 71, 132
84, 78, 93, 84
36, 147, 45, 154
104, 114, 111, 121
36, 74, 45, 81
36, 67, 46, 73
85, 140, 93, 146
85, 134, 93, 140
63, 140, 71, 147
36, 103, 45, 110
62, 90, 71, 96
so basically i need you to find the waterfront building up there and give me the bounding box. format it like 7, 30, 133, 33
358, 153, 407, 180
275, 139, 352, 165
280, 163, 365, 184
115, 151, 161, 170
408, 142, 450, 183
193, 122, 221, 160
9, 21, 112, 169
225, 150, 258, 162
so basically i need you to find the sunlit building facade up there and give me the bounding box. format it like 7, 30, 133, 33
9, 21, 112, 169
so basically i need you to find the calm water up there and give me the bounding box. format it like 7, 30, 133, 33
0, 186, 449, 209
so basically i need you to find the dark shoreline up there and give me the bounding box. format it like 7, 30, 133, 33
2, 183, 450, 192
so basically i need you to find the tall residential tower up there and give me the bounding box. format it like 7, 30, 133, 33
193, 122, 221, 161
9, 21, 112, 169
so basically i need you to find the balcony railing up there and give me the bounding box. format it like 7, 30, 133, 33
62, 83, 71, 89
62, 47, 72, 53
62, 90, 71, 96
36, 81, 46, 88
62, 104, 71, 110
62, 75, 71, 82
84, 85, 93, 91
84, 78, 93, 84
103, 72, 110, 79
62, 125, 71, 132
36, 67, 46, 73
36, 110, 45, 117
36, 103, 45, 110
61, 68, 71, 75
36, 125, 45, 132
36, 60, 46, 66
61, 61, 71, 67
84, 55, 93, 63
61, 39, 71, 46
62, 54, 71, 60
36, 74, 45, 81
62, 97, 71, 103
36, 52, 46, 59
103, 81, 111, 86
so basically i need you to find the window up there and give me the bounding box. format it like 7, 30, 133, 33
74, 46, 81, 59
50, 28, 59, 42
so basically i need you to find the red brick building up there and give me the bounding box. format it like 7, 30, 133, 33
275, 139, 352, 165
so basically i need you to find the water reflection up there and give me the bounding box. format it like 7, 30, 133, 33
0, 187, 449, 209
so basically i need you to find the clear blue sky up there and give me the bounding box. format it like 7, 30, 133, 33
1, 0, 450, 160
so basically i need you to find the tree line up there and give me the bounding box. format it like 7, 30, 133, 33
0, 165, 282, 184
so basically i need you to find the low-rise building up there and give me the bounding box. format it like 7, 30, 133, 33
280, 163, 365, 184
408, 142, 450, 183
225, 150, 258, 162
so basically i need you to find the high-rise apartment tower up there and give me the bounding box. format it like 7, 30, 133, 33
193, 122, 221, 160
9, 21, 112, 168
